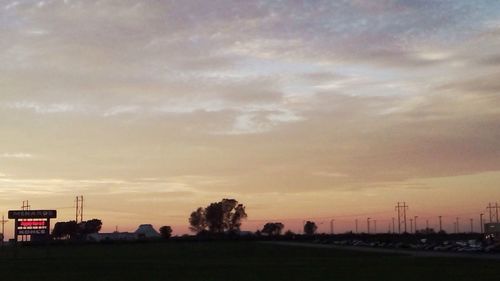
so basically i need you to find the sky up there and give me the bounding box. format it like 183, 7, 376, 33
1, 0, 500, 237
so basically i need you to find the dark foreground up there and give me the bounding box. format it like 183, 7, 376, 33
0, 241, 499, 281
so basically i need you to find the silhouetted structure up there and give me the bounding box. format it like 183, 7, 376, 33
136, 224, 161, 239
75, 195, 83, 223
9, 209, 56, 242
395, 202, 408, 233
485, 223, 500, 242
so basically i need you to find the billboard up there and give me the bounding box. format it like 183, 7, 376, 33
8, 209, 57, 241
19, 220, 49, 227
485, 223, 500, 234
17, 229, 49, 235
8, 210, 57, 219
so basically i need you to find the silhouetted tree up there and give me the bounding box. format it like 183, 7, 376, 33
79, 219, 103, 235
159, 226, 173, 239
189, 207, 207, 233
262, 222, 284, 236
205, 202, 225, 233
52, 220, 78, 239
52, 219, 101, 240
304, 221, 317, 235
416, 228, 436, 235
229, 201, 247, 231
189, 199, 247, 234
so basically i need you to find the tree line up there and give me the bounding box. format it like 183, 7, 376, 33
50, 198, 322, 241
189, 199, 319, 236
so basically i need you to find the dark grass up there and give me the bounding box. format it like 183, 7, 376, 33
0, 241, 499, 281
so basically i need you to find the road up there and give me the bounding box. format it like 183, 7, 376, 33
267, 241, 500, 260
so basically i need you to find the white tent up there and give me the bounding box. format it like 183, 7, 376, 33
135, 224, 160, 238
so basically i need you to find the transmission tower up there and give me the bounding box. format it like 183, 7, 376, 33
20, 200, 31, 242
75, 195, 84, 223
395, 202, 408, 234
21, 200, 31, 210
486, 202, 499, 223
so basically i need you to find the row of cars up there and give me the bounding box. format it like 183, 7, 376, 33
319, 238, 500, 253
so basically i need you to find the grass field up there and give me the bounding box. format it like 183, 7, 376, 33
0, 241, 499, 281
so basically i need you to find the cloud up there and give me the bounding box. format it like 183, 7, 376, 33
0, 153, 34, 159
0, 175, 227, 198
0, 0, 499, 196
3, 101, 81, 114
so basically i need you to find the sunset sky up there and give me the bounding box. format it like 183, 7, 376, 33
1, 0, 500, 236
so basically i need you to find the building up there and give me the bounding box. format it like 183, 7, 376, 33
484, 223, 500, 242
135, 224, 160, 239
87, 231, 137, 242
87, 224, 160, 242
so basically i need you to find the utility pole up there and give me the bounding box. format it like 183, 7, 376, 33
330, 219, 335, 235
426, 219, 429, 230
21, 200, 31, 242
355, 219, 358, 234
480, 213, 484, 233
0, 215, 7, 244
414, 216, 418, 233
410, 218, 413, 233
75, 195, 84, 223
21, 200, 31, 210
392, 217, 395, 234
439, 216, 443, 232
470, 218, 474, 233
80, 195, 83, 223
75, 196, 79, 222
367, 218, 371, 234
395, 202, 408, 234
374, 220, 377, 234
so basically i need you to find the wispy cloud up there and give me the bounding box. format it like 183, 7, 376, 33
3, 102, 81, 114
0, 0, 499, 225
0, 153, 34, 159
